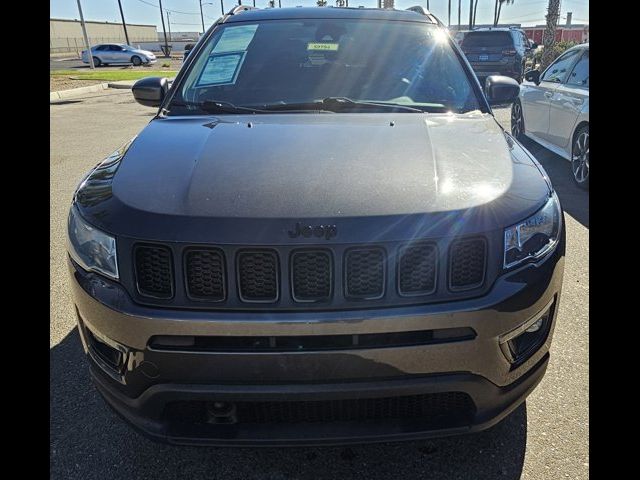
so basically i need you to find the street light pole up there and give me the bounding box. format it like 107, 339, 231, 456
167, 11, 172, 42
221, 0, 225, 15
117, 0, 130, 46
76, 0, 94, 69
199, 0, 205, 34
158, 0, 170, 57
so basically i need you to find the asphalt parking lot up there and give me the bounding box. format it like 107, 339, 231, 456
50, 90, 588, 480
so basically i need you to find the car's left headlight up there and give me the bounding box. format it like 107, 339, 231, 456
504, 192, 562, 268
67, 205, 119, 280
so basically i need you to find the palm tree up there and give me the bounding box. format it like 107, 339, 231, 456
540, 0, 561, 70
316, 0, 327, 5
473, 0, 479, 27
494, 0, 515, 27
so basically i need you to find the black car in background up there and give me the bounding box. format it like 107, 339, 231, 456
461, 27, 536, 84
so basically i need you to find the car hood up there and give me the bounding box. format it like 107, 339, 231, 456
75, 112, 551, 244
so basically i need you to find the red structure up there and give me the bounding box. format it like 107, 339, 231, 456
523, 25, 589, 44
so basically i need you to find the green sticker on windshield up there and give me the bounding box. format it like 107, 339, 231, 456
307, 42, 339, 51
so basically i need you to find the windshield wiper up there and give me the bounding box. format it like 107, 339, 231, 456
258, 97, 425, 113
168, 100, 267, 114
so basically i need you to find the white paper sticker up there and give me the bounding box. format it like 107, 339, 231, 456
196, 52, 245, 86
212, 24, 259, 54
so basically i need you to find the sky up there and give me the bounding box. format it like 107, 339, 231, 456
50, 0, 589, 32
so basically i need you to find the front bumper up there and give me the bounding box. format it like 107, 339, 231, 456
70, 241, 563, 446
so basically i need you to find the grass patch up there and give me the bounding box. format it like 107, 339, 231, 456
50, 70, 177, 81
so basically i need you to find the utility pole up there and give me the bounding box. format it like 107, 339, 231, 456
117, 0, 130, 46
458, 0, 461, 29
166, 11, 172, 42
448, 0, 451, 26
199, 1, 205, 33
158, 0, 170, 57
468, 0, 473, 28
221, 0, 225, 16
278, 0, 281, 7
76, 0, 94, 69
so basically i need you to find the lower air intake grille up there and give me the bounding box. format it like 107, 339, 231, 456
163, 392, 475, 427
291, 250, 332, 302
449, 238, 486, 290
185, 249, 225, 301
398, 243, 438, 296
237, 250, 279, 302
345, 248, 385, 299
134, 244, 173, 298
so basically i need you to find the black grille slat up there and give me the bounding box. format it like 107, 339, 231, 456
291, 250, 332, 302
449, 238, 486, 290
134, 245, 173, 298
345, 248, 385, 299
185, 249, 226, 301
398, 243, 438, 296
163, 393, 475, 428
237, 250, 279, 302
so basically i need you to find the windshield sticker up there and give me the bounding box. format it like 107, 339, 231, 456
307, 42, 339, 51
213, 24, 259, 54
196, 52, 245, 86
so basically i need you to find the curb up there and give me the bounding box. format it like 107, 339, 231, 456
107, 81, 136, 89
50, 83, 109, 101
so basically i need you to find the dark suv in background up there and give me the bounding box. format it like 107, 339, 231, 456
461, 27, 535, 84
68, 6, 563, 446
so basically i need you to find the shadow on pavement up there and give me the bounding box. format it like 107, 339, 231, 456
51, 328, 527, 480
519, 136, 589, 229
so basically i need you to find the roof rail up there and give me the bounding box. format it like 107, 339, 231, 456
406, 6, 443, 27
227, 5, 259, 16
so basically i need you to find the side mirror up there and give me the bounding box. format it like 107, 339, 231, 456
485, 75, 520, 105
524, 69, 541, 85
132, 77, 169, 108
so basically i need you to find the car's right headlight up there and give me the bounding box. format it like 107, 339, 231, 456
503, 192, 562, 269
67, 205, 119, 280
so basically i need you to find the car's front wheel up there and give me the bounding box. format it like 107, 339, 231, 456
131, 56, 142, 66
511, 99, 525, 140
571, 125, 589, 190
92, 56, 101, 67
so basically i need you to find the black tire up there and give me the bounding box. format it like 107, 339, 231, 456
131, 55, 142, 66
571, 125, 589, 190
92, 56, 101, 67
510, 99, 525, 140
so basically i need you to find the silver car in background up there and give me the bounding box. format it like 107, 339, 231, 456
81, 44, 157, 67
511, 43, 589, 189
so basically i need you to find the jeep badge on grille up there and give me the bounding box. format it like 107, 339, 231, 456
288, 222, 337, 240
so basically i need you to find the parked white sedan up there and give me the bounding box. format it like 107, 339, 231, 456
511, 43, 589, 189
81, 44, 157, 67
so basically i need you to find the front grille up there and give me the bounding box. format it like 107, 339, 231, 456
128, 236, 490, 309
134, 244, 173, 298
185, 248, 225, 301
398, 242, 438, 296
449, 238, 487, 290
162, 392, 475, 428
237, 250, 279, 302
291, 250, 332, 302
345, 248, 386, 299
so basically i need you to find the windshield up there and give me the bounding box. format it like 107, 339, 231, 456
170, 19, 483, 115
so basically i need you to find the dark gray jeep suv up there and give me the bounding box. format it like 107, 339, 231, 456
67, 6, 564, 446
461, 27, 536, 84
